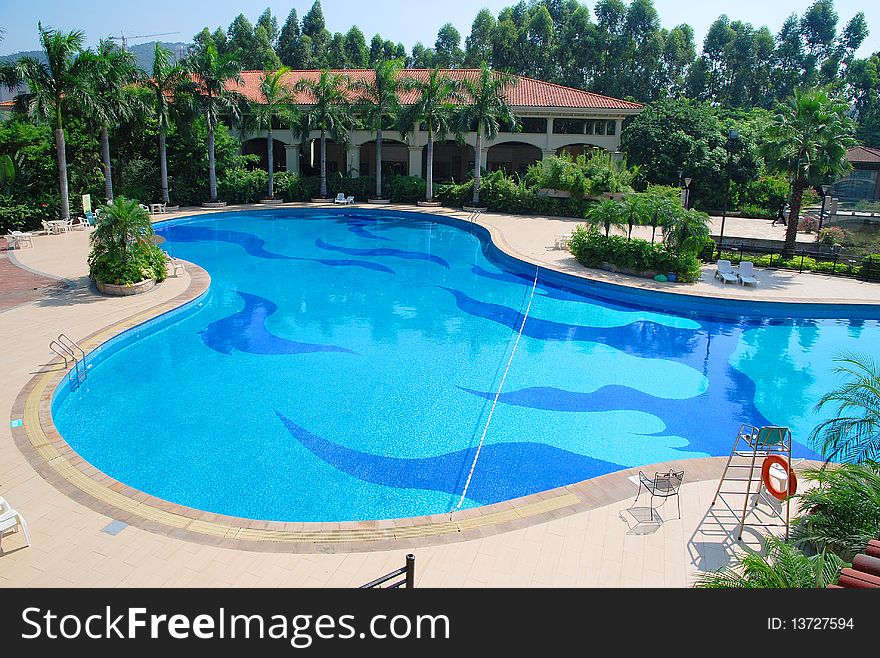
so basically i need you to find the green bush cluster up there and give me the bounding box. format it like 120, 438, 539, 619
88, 197, 168, 286
218, 166, 270, 204
569, 226, 702, 282
718, 249, 877, 278
386, 176, 426, 203
0, 198, 44, 233
523, 151, 638, 199
739, 175, 789, 217
89, 241, 168, 286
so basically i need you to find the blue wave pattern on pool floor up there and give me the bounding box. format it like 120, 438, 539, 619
51, 208, 876, 522
200, 291, 358, 356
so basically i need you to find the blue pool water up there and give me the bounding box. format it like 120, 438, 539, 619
51, 209, 880, 522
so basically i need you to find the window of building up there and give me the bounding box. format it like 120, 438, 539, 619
606, 121, 616, 136
553, 119, 586, 134
594, 121, 606, 136
519, 117, 547, 133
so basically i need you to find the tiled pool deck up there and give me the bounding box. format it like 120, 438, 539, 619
0, 204, 874, 587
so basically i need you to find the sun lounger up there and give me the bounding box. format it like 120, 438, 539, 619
334, 193, 354, 205
737, 260, 758, 286
0, 495, 30, 550
714, 259, 738, 284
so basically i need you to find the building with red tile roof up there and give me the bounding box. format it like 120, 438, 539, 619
230, 69, 643, 182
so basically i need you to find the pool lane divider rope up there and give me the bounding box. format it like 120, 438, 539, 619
453, 265, 541, 512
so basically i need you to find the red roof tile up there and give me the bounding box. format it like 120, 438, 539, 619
848, 146, 880, 164
0, 100, 14, 108
229, 69, 643, 112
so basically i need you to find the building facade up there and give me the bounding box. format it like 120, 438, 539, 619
230, 69, 643, 182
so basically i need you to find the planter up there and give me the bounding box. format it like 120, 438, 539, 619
463, 206, 488, 213
96, 278, 156, 296
367, 198, 391, 205
310, 197, 332, 204
259, 198, 284, 205
201, 201, 226, 209
417, 200, 441, 207
164, 205, 179, 212
538, 188, 571, 199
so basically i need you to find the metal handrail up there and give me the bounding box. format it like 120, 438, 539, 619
49, 340, 74, 368
359, 554, 415, 589
57, 333, 85, 363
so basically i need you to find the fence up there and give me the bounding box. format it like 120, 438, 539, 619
712, 240, 878, 279
359, 554, 415, 589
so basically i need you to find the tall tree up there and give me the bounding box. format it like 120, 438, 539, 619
143, 43, 190, 204
186, 39, 244, 203
434, 23, 464, 69
80, 39, 141, 202
293, 70, 354, 198
410, 43, 434, 69
248, 67, 297, 200
351, 58, 404, 198
277, 9, 301, 68
457, 65, 518, 205
327, 32, 347, 68
227, 14, 260, 69
256, 8, 279, 48
762, 88, 857, 257
5, 24, 90, 222
368, 34, 385, 67
302, 0, 330, 67
398, 69, 462, 202
465, 9, 496, 67
343, 27, 369, 68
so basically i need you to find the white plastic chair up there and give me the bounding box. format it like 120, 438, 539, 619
737, 260, 758, 286
68, 216, 87, 231
6, 230, 34, 248
333, 193, 347, 204
0, 496, 30, 550
714, 259, 738, 284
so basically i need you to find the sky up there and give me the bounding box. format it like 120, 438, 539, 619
0, 0, 877, 58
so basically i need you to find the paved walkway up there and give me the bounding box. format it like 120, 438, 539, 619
0, 204, 867, 588
0, 237, 67, 312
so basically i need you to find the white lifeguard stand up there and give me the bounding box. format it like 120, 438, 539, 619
710, 424, 795, 541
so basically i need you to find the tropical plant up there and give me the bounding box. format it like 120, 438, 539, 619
694, 534, 846, 588
143, 44, 192, 205
792, 463, 880, 561
185, 39, 245, 202
584, 198, 627, 238
0, 154, 15, 196
293, 70, 354, 199
457, 65, 518, 206
351, 58, 404, 199
398, 68, 462, 202
663, 208, 711, 255
246, 67, 297, 200
79, 40, 142, 203
810, 352, 880, 464
763, 88, 858, 258
87, 196, 167, 285
3, 24, 91, 222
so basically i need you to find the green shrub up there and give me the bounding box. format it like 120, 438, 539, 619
88, 197, 167, 285
738, 203, 773, 219
387, 176, 426, 203
862, 254, 880, 280
740, 175, 789, 217
818, 226, 847, 246
0, 198, 43, 232
569, 225, 701, 282
218, 166, 269, 204
524, 151, 638, 199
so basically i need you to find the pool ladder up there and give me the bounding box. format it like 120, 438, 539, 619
49, 333, 87, 389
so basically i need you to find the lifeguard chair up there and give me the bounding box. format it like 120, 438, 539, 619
710, 425, 796, 541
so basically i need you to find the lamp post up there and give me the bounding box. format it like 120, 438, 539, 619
684, 177, 692, 209
716, 129, 739, 261
818, 184, 832, 232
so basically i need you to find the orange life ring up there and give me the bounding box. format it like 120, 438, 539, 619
761, 455, 797, 500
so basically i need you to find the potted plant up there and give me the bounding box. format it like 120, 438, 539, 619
88, 197, 168, 296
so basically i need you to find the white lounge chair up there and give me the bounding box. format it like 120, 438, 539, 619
68, 216, 88, 231
0, 495, 30, 550
334, 193, 346, 204
6, 230, 34, 248
737, 260, 758, 286
165, 252, 185, 277
714, 259, 738, 284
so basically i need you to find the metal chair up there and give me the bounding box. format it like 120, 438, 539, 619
630, 469, 684, 521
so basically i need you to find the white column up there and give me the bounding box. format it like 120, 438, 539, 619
408, 146, 423, 178
285, 144, 300, 174
347, 145, 361, 178
479, 146, 488, 169
541, 149, 556, 161
545, 117, 554, 151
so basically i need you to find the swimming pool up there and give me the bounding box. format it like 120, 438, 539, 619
51, 208, 880, 522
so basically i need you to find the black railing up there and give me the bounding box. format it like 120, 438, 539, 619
713, 240, 875, 279
359, 554, 415, 589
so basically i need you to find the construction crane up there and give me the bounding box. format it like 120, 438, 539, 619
109, 31, 181, 51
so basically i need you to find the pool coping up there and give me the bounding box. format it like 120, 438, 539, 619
9, 208, 831, 553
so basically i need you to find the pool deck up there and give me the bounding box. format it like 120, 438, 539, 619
0, 203, 873, 588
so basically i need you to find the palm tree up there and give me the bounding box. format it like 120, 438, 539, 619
143, 44, 190, 205
351, 59, 404, 199
186, 40, 244, 203
248, 67, 297, 200
80, 40, 142, 203
584, 198, 627, 238
457, 65, 518, 206
695, 534, 845, 588
810, 351, 880, 464
293, 70, 354, 199
88, 196, 166, 285
763, 88, 857, 258
792, 462, 880, 561
663, 208, 711, 255
621, 193, 651, 241
4, 24, 91, 222
398, 69, 462, 203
